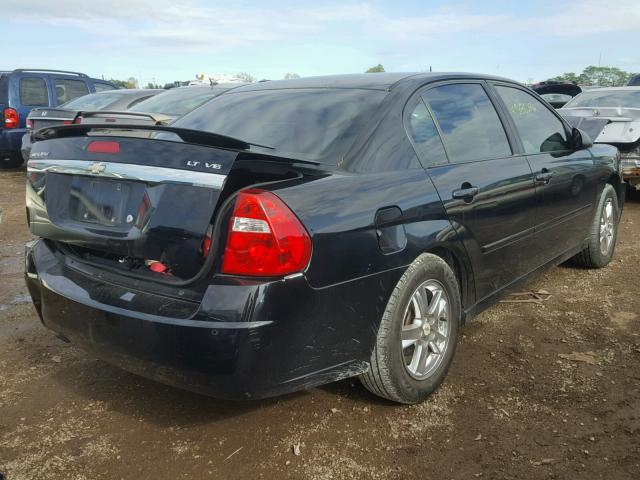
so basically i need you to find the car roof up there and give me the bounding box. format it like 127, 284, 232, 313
228, 72, 519, 92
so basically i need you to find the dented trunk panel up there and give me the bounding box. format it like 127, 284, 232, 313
26, 135, 238, 278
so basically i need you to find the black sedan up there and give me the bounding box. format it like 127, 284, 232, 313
24, 73, 624, 404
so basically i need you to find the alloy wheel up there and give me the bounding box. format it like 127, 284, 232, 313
400, 279, 451, 380
599, 198, 615, 256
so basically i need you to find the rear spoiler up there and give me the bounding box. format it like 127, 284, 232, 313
77, 110, 172, 124
33, 123, 251, 150
27, 107, 75, 120
31, 124, 321, 165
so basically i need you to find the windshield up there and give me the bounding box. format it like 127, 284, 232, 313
564, 89, 640, 109
130, 87, 227, 116
61, 92, 128, 110
172, 88, 387, 163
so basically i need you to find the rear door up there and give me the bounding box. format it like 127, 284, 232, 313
409, 81, 537, 301
490, 83, 598, 262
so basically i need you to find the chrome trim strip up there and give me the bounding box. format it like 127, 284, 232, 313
27, 159, 225, 189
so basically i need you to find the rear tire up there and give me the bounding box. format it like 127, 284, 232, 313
571, 184, 619, 268
0, 153, 24, 169
360, 253, 461, 404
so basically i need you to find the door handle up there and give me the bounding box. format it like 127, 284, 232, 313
535, 169, 554, 183
452, 186, 479, 200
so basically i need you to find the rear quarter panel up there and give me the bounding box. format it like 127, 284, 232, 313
275, 170, 454, 287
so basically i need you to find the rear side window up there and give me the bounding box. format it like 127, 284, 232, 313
406, 99, 448, 166
495, 86, 569, 154
20, 77, 49, 106
423, 83, 511, 163
54, 79, 89, 104
94, 82, 115, 92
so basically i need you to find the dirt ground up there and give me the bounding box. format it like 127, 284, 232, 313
1, 169, 639, 480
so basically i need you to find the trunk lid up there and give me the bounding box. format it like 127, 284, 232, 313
27, 125, 242, 279
560, 107, 640, 144
27, 107, 77, 130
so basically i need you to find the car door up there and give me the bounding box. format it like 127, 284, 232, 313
490, 83, 598, 262
407, 81, 538, 302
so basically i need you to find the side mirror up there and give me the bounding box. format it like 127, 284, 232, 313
571, 127, 593, 150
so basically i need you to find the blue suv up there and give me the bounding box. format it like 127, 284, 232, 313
0, 69, 116, 168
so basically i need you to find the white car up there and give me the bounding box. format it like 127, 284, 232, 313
561, 87, 640, 190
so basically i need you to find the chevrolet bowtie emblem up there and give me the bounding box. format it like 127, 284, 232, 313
90, 162, 107, 174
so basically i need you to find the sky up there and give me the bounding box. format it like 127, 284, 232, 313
2, 0, 639, 86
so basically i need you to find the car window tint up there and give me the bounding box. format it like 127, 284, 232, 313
173, 88, 386, 164
19, 77, 49, 106
423, 84, 511, 162
496, 86, 569, 154
94, 83, 115, 92
61, 92, 127, 110
129, 88, 224, 116
54, 79, 89, 104
407, 99, 448, 166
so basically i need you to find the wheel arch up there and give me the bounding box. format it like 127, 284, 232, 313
425, 244, 474, 324
607, 172, 623, 216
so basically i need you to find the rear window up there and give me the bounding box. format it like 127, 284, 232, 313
173, 88, 386, 163
564, 89, 640, 109
423, 83, 511, 163
130, 87, 225, 116
94, 82, 116, 92
20, 77, 49, 106
60, 91, 129, 110
54, 79, 89, 104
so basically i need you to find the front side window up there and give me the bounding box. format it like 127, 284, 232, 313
19, 77, 49, 106
496, 85, 569, 154
423, 84, 511, 163
406, 98, 448, 166
54, 79, 89, 104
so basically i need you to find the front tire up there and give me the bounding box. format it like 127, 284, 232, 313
361, 253, 461, 404
572, 184, 619, 268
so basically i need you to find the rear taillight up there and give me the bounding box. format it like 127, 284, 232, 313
3, 108, 18, 129
26, 118, 33, 129
87, 140, 120, 154
62, 120, 72, 125
221, 189, 311, 276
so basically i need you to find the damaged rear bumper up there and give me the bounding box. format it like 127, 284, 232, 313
24, 239, 390, 400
